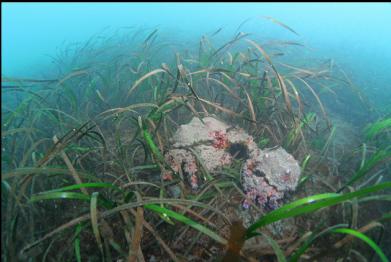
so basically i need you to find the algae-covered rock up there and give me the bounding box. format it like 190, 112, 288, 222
241, 147, 301, 209
170, 117, 230, 148
164, 116, 301, 209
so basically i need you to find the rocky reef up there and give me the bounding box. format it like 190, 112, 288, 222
241, 147, 301, 210
164, 116, 301, 209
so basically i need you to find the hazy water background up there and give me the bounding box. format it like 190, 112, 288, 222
2, 4, 391, 260
2, 3, 391, 109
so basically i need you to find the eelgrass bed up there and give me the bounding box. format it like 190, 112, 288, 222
2, 21, 391, 261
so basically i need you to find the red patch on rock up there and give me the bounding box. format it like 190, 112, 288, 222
209, 130, 229, 149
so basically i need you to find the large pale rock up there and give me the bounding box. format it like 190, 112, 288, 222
171, 117, 230, 147
164, 116, 301, 209
241, 147, 301, 209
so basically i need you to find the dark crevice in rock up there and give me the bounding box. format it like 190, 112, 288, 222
228, 143, 249, 159
254, 170, 266, 177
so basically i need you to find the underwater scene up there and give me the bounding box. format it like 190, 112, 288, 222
2, 3, 391, 262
